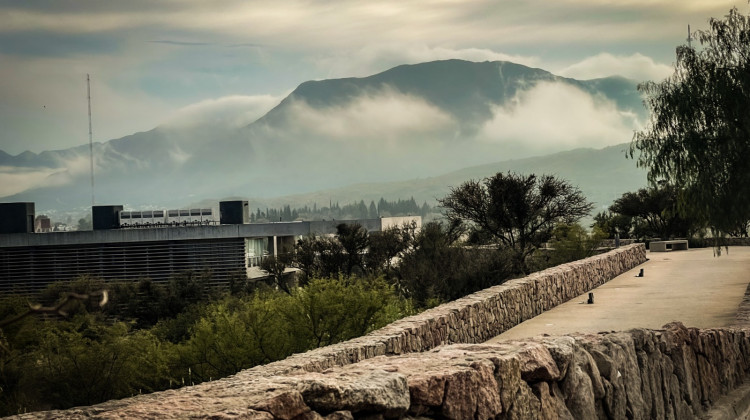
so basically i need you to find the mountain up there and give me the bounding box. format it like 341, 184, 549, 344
0, 59, 648, 215
238, 143, 646, 214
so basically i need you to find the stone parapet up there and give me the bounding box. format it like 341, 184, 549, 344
250, 243, 646, 376
20, 323, 750, 419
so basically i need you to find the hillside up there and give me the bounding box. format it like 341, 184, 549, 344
234, 143, 647, 213
0, 59, 647, 214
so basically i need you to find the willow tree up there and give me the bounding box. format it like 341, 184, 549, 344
630, 8, 750, 235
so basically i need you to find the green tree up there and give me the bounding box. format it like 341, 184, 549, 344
366, 222, 416, 275
630, 7, 750, 235
180, 297, 281, 382
397, 221, 512, 307
259, 253, 294, 294
335, 223, 369, 277
543, 223, 607, 267
439, 172, 593, 274
608, 185, 696, 240
17, 316, 176, 411
592, 211, 634, 239
293, 235, 320, 283
163, 270, 211, 317
314, 236, 346, 278
282, 276, 410, 348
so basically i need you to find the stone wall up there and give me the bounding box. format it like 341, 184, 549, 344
17, 244, 647, 419
255, 243, 646, 375
25, 323, 750, 419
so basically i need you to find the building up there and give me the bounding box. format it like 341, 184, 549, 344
0, 201, 420, 296
34, 215, 51, 233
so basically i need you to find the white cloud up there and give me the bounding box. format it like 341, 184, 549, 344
163, 94, 283, 129
0, 166, 59, 197
479, 81, 641, 152
315, 44, 540, 78
280, 88, 456, 148
557, 53, 674, 82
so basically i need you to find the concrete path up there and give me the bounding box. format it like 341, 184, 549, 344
487, 247, 750, 343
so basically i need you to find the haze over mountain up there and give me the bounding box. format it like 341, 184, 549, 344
236, 143, 647, 216
0, 59, 648, 215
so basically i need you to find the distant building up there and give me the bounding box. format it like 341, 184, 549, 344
34, 215, 51, 233
0, 201, 420, 296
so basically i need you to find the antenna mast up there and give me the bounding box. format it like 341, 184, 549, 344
687, 24, 693, 48
87, 74, 95, 206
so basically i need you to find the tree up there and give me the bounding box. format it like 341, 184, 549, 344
543, 223, 607, 268
608, 185, 697, 240
630, 8, 750, 235
439, 172, 593, 274
293, 235, 320, 283
366, 222, 416, 275
397, 221, 512, 307
259, 254, 293, 294
335, 223, 369, 277
592, 211, 634, 239
76, 217, 92, 231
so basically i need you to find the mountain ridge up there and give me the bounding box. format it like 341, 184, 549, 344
0, 59, 648, 215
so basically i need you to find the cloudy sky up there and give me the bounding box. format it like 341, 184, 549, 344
0, 0, 745, 155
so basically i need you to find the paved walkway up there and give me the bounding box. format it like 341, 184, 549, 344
487, 247, 750, 343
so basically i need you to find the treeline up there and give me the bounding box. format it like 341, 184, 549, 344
590, 183, 750, 242
250, 197, 435, 222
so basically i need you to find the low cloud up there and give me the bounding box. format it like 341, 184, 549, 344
479, 81, 641, 153
280, 88, 456, 148
557, 53, 673, 82
163, 94, 283, 129
0, 166, 59, 197
316, 44, 540, 78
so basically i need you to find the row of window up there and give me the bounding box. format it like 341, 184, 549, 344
120, 209, 213, 219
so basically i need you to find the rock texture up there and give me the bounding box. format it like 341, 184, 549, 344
21, 323, 750, 419
14, 244, 648, 419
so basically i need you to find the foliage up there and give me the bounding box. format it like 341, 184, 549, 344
541, 223, 607, 268
591, 211, 634, 239
335, 223, 370, 277
439, 172, 593, 274
174, 276, 409, 383
397, 221, 513, 306
608, 185, 697, 240
366, 222, 417, 275
259, 253, 294, 294
630, 7, 750, 235
281, 276, 411, 348
0, 271, 412, 415
179, 295, 288, 382
8, 315, 176, 413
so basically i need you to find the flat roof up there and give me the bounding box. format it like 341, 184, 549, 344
0, 217, 420, 248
